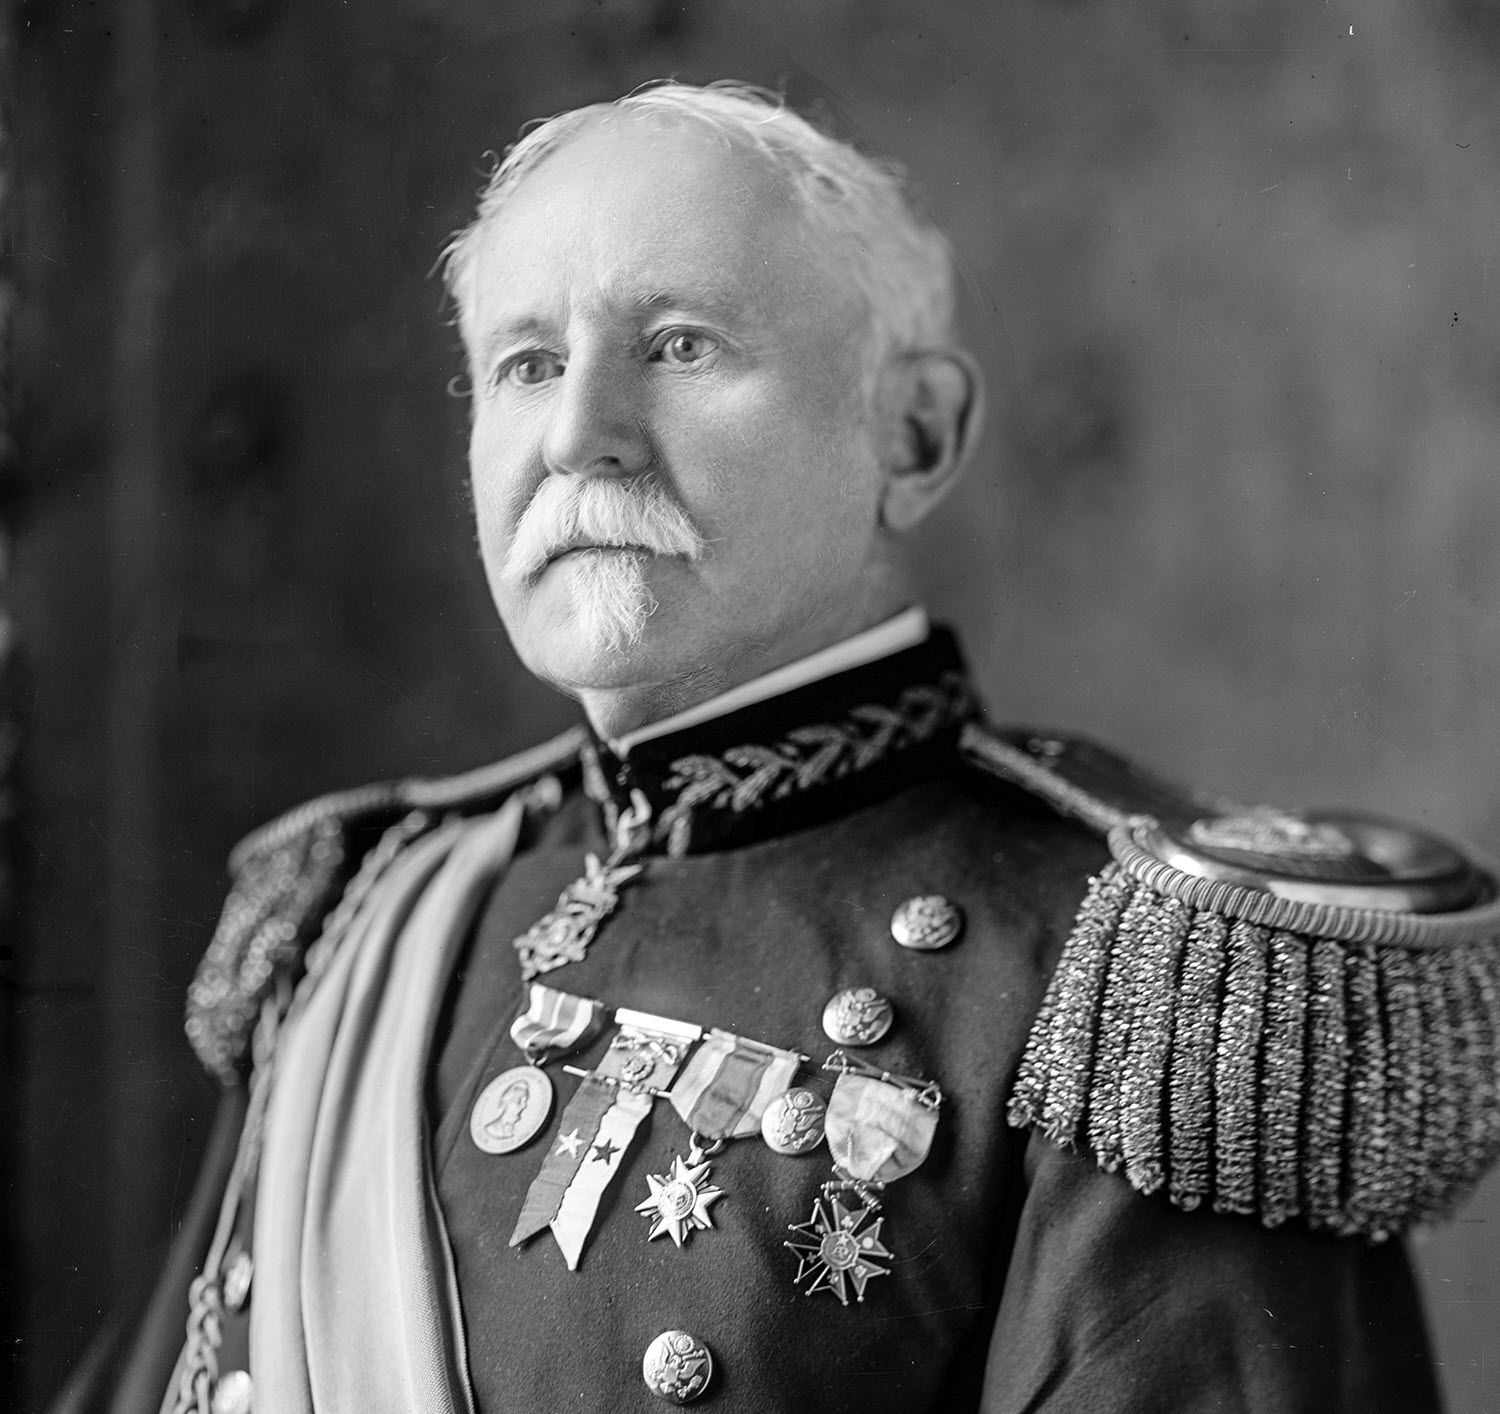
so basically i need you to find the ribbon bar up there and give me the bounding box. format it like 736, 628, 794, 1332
511, 1008, 700, 1270
824, 1072, 941, 1186
822, 1050, 943, 1110
600, 1009, 703, 1093
509, 983, 606, 1062
668, 1028, 801, 1140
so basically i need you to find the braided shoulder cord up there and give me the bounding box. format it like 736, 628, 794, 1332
161, 810, 434, 1414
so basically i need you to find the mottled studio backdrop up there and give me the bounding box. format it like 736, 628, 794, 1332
6, 0, 1500, 1408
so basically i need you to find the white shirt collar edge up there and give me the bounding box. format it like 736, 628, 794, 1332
610, 606, 931, 757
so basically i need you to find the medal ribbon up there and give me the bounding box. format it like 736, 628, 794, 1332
511, 1009, 701, 1269
508, 983, 605, 1062
508, 1075, 618, 1247
667, 1028, 801, 1140
546, 1085, 653, 1269
823, 1073, 940, 1185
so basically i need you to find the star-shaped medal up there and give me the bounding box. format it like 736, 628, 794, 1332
635, 1153, 724, 1247
784, 1195, 892, 1304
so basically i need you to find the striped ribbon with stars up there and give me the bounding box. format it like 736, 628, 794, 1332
510, 1009, 701, 1270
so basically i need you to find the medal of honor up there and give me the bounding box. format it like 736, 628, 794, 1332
784, 1052, 942, 1304
512, 792, 652, 980
636, 1028, 803, 1248
511, 1007, 701, 1270
469, 984, 606, 1154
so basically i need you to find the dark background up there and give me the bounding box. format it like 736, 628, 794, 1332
5, 0, 1499, 1408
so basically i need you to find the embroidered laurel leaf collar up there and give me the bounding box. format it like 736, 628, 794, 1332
579, 628, 979, 857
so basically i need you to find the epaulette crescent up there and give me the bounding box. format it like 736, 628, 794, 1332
961, 723, 1500, 1241
184, 727, 587, 1086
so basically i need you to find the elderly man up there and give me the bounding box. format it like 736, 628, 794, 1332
68, 82, 1500, 1414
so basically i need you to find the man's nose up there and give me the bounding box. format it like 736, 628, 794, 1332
541, 349, 651, 478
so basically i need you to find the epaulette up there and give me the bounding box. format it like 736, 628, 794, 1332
961, 722, 1500, 1240
184, 727, 587, 1086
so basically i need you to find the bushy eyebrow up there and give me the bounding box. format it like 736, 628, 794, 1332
473, 285, 763, 368
633, 287, 754, 326
474, 317, 555, 372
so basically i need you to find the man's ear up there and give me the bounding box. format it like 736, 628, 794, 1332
875, 350, 985, 533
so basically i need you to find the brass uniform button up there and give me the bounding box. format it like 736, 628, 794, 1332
761, 1088, 828, 1155
642, 1329, 714, 1403
822, 987, 894, 1046
211, 1369, 253, 1414
890, 894, 964, 951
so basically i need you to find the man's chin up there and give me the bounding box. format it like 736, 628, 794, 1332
528, 642, 669, 699
510, 612, 666, 695
502, 558, 678, 688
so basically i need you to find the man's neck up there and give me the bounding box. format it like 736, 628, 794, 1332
608, 605, 930, 755
575, 592, 918, 743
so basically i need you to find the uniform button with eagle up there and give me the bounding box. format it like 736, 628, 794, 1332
890, 894, 964, 951
761, 1087, 828, 1155
641, 1329, 714, 1403
821, 987, 894, 1046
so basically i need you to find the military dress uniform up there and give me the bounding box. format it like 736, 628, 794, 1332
61, 620, 1500, 1413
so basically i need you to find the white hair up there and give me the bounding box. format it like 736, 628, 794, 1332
500, 473, 708, 652
441, 80, 957, 375
500, 473, 706, 585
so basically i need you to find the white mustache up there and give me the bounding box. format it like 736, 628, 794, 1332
500, 476, 707, 584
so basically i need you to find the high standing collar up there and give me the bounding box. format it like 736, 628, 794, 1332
610, 606, 931, 755
580, 628, 980, 856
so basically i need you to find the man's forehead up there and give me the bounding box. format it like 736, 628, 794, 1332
495, 114, 788, 233
463, 119, 843, 340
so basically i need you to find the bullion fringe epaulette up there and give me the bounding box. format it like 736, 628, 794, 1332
961, 723, 1500, 1241
184, 727, 586, 1085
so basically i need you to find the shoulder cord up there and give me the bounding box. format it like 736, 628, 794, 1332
160, 809, 434, 1414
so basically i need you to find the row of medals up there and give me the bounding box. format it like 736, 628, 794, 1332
467, 892, 964, 1307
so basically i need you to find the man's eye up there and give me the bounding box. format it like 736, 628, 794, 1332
651, 330, 719, 365
503, 353, 563, 387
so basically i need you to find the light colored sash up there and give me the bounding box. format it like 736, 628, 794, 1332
251, 798, 525, 1413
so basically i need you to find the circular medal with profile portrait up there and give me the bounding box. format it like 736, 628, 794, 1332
469, 1064, 555, 1155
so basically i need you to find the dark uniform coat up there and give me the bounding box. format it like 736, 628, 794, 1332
56, 631, 1451, 1413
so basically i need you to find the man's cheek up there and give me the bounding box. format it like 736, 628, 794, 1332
468, 462, 527, 551
468, 487, 519, 597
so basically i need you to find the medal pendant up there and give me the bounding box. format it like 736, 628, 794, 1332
512, 1010, 700, 1270
781, 1064, 938, 1304
470, 1064, 555, 1154
784, 1186, 893, 1304
635, 1144, 724, 1248
514, 854, 645, 981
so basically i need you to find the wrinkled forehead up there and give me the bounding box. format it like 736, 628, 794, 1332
456, 114, 868, 352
